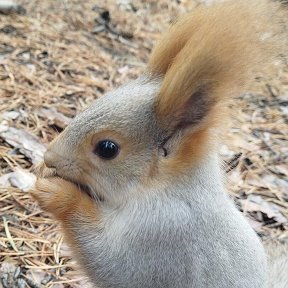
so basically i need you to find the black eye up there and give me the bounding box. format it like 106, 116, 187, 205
94, 140, 119, 159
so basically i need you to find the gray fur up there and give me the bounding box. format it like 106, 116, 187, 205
73, 155, 267, 288
44, 76, 278, 287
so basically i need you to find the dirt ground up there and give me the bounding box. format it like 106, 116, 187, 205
0, 0, 288, 287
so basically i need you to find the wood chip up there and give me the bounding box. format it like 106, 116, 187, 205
37, 108, 72, 129
0, 168, 36, 191
0, 125, 46, 164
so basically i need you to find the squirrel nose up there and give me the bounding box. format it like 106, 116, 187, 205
44, 150, 58, 169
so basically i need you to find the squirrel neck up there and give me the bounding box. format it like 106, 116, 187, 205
103, 152, 228, 212
161, 152, 226, 202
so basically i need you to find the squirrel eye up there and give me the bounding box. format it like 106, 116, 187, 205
94, 140, 119, 160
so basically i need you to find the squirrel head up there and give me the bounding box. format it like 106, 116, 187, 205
44, 77, 164, 202
42, 0, 285, 203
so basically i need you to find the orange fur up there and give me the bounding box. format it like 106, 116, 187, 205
31, 177, 99, 223
31, 161, 99, 253
158, 107, 224, 176
151, 0, 283, 122
161, 126, 216, 175
31, 175, 99, 260
149, 0, 283, 76
148, 0, 285, 171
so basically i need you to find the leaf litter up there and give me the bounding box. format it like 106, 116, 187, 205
0, 0, 288, 287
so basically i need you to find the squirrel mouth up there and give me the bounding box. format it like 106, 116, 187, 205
74, 182, 94, 199
32, 162, 104, 201
59, 176, 105, 202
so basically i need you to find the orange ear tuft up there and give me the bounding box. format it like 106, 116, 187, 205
149, 0, 285, 131
148, 0, 286, 170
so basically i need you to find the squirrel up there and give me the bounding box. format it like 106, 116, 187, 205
31, 1, 288, 287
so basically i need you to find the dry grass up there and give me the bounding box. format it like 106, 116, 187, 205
0, 0, 287, 287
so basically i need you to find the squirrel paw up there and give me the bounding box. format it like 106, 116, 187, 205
31, 177, 80, 218
31, 177, 98, 222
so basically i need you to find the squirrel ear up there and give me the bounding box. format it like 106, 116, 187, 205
156, 84, 216, 135
149, 0, 284, 136
148, 0, 285, 165
152, 20, 242, 137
